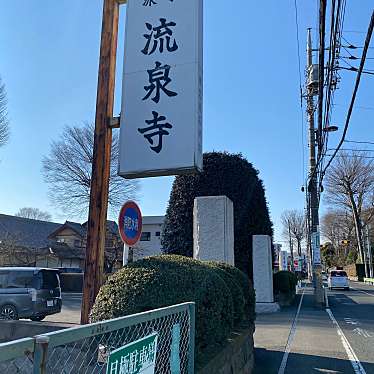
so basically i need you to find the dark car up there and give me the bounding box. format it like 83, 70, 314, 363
0, 267, 62, 321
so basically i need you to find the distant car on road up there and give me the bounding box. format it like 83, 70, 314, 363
328, 270, 350, 290
0, 267, 62, 321
322, 271, 328, 281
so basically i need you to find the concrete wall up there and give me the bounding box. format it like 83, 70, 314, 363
193, 196, 234, 265
197, 326, 255, 374
0, 320, 73, 343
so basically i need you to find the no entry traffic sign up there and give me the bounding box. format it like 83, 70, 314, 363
118, 201, 142, 246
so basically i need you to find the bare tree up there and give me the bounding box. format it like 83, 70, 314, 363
324, 152, 374, 276
0, 76, 10, 147
321, 210, 355, 254
281, 209, 306, 260
42, 123, 139, 218
15, 207, 52, 222
0, 232, 39, 266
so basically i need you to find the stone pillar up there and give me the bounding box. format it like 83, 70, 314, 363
193, 196, 234, 265
253, 235, 280, 313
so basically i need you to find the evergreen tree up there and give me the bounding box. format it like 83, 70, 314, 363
162, 152, 273, 279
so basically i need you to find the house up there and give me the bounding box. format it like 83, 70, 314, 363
124, 216, 165, 263
0, 214, 123, 273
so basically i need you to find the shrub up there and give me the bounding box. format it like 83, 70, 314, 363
90, 255, 235, 352
161, 152, 273, 280
273, 271, 298, 294
205, 261, 256, 323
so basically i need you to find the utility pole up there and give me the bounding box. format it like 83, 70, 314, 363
306, 29, 324, 305
288, 223, 295, 272
365, 225, 373, 278
81, 0, 121, 324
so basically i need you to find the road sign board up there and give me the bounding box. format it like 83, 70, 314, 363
106, 333, 158, 374
118, 201, 143, 246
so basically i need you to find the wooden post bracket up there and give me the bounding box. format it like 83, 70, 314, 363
109, 116, 121, 129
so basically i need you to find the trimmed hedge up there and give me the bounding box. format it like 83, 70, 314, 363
273, 271, 298, 294
91, 255, 255, 353
206, 261, 256, 323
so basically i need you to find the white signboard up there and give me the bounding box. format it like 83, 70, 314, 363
312, 230, 321, 265
279, 250, 288, 271
119, 0, 203, 179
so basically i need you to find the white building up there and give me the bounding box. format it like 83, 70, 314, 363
123, 216, 165, 264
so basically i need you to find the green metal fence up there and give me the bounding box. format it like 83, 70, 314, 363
0, 302, 195, 374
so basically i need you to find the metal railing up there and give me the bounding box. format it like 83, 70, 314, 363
0, 302, 195, 374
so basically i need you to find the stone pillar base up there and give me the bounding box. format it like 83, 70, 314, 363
255, 302, 280, 314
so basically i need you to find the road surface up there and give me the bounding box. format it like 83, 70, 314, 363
327, 281, 374, 373
44, 293, 81, 324
255, 282, 374, 373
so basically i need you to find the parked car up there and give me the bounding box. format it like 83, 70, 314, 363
55, 267, 83, 274
0, 267, 62, 321
328, 270, 350, 290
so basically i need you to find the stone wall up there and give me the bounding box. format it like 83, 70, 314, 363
197, 326, 255, 374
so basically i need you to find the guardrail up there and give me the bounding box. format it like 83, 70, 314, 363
0, 302, 195, 374
364, 277, 374, 285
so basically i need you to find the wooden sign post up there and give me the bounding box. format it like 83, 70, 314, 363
81, 0, 124, 325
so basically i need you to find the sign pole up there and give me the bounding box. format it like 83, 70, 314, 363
81, 0, 121, 325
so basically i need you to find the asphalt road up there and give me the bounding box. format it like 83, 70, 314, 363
44, 293, 82, 324
327, 281, 374, 373
255, 282, 374, 374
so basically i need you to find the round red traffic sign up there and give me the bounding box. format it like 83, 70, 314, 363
118, 201, 142, 246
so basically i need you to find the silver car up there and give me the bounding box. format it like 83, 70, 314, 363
0, 267, 62, 321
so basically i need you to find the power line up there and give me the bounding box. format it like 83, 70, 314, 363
344, 139, 374, 145
327, 148, 374, 152
293, 0, 306, 184
341, 55, 374, 60
338, 66, 374, 75
343, 30, 367, 34
325, 154, 374, 159
333, 103, 374, 111
317, 0, 327, 153
321, 11, 374, 178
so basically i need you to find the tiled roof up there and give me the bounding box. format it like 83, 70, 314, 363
0, 214, 61, 249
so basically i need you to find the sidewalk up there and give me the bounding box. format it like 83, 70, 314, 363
253, 288, 353, 374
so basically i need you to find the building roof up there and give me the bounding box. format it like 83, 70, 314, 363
48, 220, 86, 239
82, 220, 119, 236
0, 214, 61, 249
142, 216, 165, 225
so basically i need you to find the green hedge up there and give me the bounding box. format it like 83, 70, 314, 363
205, 261, 255, 323
91, 255, 255, 353
273, 271, 298, 294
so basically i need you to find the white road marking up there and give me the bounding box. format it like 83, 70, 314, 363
351, 288, 374, 297
344, 318, 359, 325
277, 290, 304, 374
326, 308, 366, 374
353, 328, 373, 338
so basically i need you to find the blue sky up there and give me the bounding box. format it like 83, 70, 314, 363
0, 1, 373, 244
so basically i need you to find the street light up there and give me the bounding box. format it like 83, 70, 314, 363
323, 125, 339, 132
